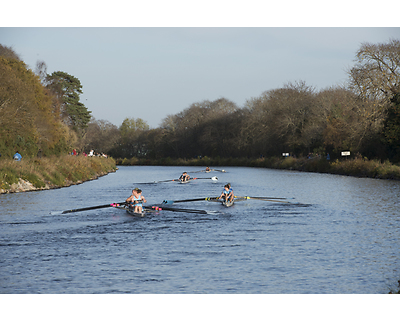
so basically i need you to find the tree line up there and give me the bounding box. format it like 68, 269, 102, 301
0, 45, 91, 158
1, 39, 399, 163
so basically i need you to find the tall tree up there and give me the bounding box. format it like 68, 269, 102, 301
349, 39, 400, 104
114, 117, 150, 158
46, 71, 91, 132
0, 47, 76, 157
80, 118, 120, 155
348, 39, 400, 160
382, 93, 400, 162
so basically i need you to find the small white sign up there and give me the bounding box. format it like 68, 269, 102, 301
341, 151, 350, 156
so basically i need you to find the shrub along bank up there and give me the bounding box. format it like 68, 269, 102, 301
0, 155, 117, 193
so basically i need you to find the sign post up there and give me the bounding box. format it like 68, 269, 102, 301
341, 151, 350, 160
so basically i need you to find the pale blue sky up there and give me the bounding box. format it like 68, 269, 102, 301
1, 9, 399, 128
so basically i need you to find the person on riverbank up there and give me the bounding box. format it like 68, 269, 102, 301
219, 184, 234, 203
179, 172, 190, 182
13, 151, 22, 161
126, 188, 147, 213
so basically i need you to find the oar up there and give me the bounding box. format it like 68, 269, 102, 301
237, 196, 287, 200
136, 178, 180, 184
153, 178, 179, 183
51, 202, 127, 215
192, 176, 218, 181
211, 169, 226, 173
144, 205, 208, 214
235, 196, 290, 203
162, 197, 219, 205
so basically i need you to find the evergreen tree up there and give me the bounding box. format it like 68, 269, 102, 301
46, 71, 91, 132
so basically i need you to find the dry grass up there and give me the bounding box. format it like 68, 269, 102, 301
0, 155, 116, 192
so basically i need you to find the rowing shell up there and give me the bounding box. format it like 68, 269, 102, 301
221, 200, 234, 207
114, 204, 162, 217
114, 205, 145, 217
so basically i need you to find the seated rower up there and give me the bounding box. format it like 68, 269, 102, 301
219, 184, 234, 203
179, 172, 190, 182
205, 166, 211, 172
126, 188, 147, 213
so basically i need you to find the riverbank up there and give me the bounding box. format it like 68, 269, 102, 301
0, 155, 117, 194
115, 155, 400, 180
4, 154, 397, 194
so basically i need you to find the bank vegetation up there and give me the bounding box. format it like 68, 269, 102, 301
0, 155, 116, 194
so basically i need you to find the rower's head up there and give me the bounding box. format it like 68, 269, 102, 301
224, 184, 229, 190
136, 188, 142, 194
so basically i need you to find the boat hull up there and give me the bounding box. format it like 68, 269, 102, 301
222, 200, 234, 207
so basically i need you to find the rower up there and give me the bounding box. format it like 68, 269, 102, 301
126, 188, 147, 213
205, 167, 211, 172
179, 172, 190, 182
219, 184, 234, 203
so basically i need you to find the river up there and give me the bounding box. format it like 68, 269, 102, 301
1, 165, 399, 295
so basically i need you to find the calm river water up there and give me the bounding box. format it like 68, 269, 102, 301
1, 166, 399, 294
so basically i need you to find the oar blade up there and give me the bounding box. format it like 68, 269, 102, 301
234, 196, 290, 203
144, 205, 209, 214
192, 176, 218, 181
162, 197, 219, 205
53, 202, 126, 215
248, 196, 287, 200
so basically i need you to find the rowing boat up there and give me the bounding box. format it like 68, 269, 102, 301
125, 208, 146, 217
113, 204, 146, 217
221, 200, 234, 207
114, 203, 163, 217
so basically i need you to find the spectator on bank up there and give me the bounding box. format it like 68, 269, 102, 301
13, 151, 22, 161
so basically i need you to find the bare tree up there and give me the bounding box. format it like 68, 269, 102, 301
35, 60, 48, 84
348, 38, 400, 110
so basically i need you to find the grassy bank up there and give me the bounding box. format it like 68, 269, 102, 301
115, 156, 400, 180
0, 155, 117, 193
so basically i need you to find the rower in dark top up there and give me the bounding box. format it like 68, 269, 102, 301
179, 172, 190, 182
